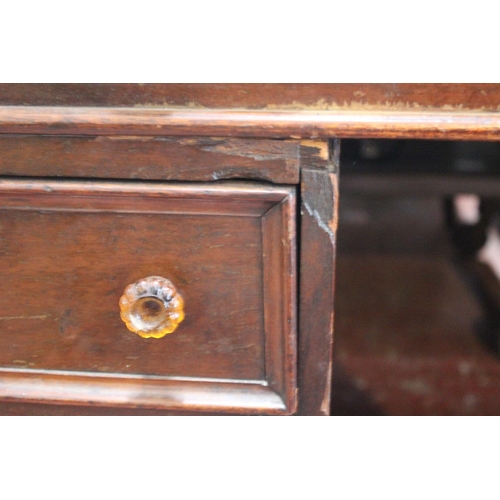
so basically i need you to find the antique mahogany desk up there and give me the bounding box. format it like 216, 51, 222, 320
0, 84, 499, 416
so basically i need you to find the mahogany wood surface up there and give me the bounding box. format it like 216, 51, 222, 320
298, 140, 338, 415
0, 135, 299, 184
262, 198, 297, 410
0, 400, 221, 415
1, 84, 499, 111
7, 84, 488, 414
0, 180, 297, 414
0, 179, 286, 216
1, 106, 500, 140
0, 371, 286, 415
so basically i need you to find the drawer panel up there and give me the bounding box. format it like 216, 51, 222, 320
0, 180, 297, 414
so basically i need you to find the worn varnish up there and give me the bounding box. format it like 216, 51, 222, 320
0, 135, 299, 183
1, 84, 500, 111
0, 180, 297, 414
297, 139, 339, 415
0, 400, 224, 416
262, 196, 298, 408
2, 106, 500, 141
7, 84, 489, 415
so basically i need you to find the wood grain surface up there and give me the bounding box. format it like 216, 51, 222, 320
1, 84, 499, 111
0, 180, 297, 414
263, 196, 297, 411
0, 135, 299, 184
298, 140, 338, 415
1, 106, 500, 140
0, 371, 286, 415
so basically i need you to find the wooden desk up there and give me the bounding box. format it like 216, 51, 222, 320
0, 84, 498, 415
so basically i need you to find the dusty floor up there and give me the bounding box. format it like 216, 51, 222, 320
331, 193, 500, 415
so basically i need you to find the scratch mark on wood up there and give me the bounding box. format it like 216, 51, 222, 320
302, 169, 338, 246
320, 311, 334, 415
0, 314, 52, 320
196, 139, 299, 165
95, 136, 157, 141
303, 200, 335, 245
331, 173, 339, 235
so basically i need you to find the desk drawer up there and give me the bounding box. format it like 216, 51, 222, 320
0, 179, 297, 414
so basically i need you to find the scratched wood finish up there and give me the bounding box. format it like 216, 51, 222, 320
0, 135, 299, 184
0, 399, 241, 415
262, 198, 297, 410
0, 400, 221, 415
298, 140, 338, 415
0, 371, 289, 415
1, 106, 500, 141
1, 84, 500, 111
0, 180, 297, 414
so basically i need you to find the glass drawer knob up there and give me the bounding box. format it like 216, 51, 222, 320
119, 276, 185, 339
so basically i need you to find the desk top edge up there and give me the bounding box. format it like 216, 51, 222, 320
1, 84, 500, 112
0, 105, 500, 141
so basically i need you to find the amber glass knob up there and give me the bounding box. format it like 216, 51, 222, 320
119, 276, 185, 339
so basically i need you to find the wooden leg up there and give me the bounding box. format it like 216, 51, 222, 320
297, 140, 339, 415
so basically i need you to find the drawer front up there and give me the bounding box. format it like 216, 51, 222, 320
0, 180, 296, 414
